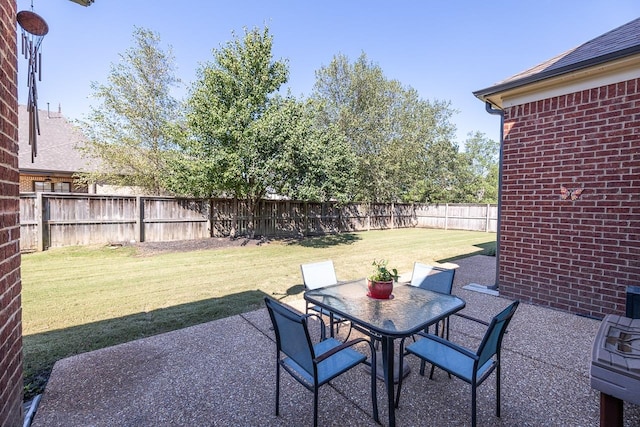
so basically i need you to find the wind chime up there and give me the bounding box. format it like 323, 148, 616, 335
17, 4, 49, 162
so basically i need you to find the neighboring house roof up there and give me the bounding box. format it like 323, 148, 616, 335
474, 18, 640, 107
18, 105, 95, 175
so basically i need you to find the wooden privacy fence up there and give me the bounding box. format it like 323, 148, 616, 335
19, 193, 497, 251
415, 203, 498, 233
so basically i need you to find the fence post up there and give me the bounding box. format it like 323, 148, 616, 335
208, 199, 214, 237
444, 203, 449, 230
36, 192, 44, 252
232, 197, 238, 238
303, 201, 308, 237
485, 203, 491, 232
391, 202, 395, 229
136, 196, 145, 243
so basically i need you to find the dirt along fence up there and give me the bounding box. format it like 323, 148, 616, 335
19, 193, 497, 251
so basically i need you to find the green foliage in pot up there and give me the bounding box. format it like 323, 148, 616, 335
368, 259, 399, 282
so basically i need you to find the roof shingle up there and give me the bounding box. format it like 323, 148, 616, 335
474, 17, 640, 98
18, 105, 96, 173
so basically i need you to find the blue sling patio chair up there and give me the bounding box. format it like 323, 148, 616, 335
300, 260, 348, 337
408, 262, 456, 377
395, 300, 519, 427
264, 297, 379, 427
409, 262, 456, 338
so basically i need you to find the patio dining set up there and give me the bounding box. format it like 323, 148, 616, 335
264, 260, 519, 427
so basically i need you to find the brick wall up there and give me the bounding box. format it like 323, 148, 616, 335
19, 174, 87, 192
0, 0, 23, 425
499, 78, 640, 318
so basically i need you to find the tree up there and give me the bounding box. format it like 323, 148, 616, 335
76, 27, 182, 195
460, 131, 499, 202
267, 98, 357, 203
312, 53, 458, 203
171, 27, 357, 235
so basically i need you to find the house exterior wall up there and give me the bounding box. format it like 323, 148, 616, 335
19, 173, 88, 193
0, 0, 24, 425
499, 78, 640, 318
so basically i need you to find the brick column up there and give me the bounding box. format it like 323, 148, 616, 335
0, 0, 24, 425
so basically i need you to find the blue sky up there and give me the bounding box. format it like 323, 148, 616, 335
17, 0, 640, 145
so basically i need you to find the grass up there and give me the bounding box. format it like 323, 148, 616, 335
21, 228, 495, 399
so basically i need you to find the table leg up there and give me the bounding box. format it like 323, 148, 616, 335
329, 313, 334, 338
600, 392, 623, 427
381, 336, 396, 427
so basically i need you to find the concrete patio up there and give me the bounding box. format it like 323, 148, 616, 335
30, 255, 640, 426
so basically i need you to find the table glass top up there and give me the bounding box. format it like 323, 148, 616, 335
304, 279, 465, 337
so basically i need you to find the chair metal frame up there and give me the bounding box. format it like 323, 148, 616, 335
395, 300, 520, 427
264, 297, 379, 427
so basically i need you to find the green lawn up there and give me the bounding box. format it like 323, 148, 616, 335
21, 228, 495, 398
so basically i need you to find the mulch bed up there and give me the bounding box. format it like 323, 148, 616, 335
133, 237, 268, 256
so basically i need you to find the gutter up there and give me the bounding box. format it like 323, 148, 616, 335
20, 169, 78, 176
485, 101, 503, 291
23, 395, 42, 427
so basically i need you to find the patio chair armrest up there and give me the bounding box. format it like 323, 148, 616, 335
314, 337, 371, 363
453, 312, 490, 326
304, 313, 327, 340
419, 333, 478, 360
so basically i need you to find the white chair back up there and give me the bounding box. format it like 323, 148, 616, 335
409, 262, 455, 295
300, 260, 338, 290
410, 262, 433, 287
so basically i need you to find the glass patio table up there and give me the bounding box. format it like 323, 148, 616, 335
304, 278, 466, 427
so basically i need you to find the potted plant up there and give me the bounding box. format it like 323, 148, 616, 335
367, 259, 399, 299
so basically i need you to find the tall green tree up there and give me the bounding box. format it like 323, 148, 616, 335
171, 27, 356, 234
459, 131, 499, 202
312, 53, 458, 202
271, 98, 357, 202
76, 27, 182, 195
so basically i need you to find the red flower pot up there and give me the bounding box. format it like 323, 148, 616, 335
367, 279, 394, 299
